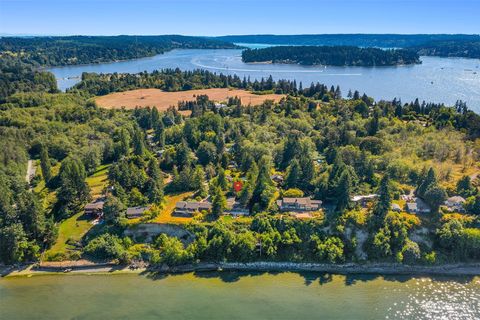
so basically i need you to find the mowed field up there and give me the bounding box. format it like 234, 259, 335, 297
95, 88, 286, 113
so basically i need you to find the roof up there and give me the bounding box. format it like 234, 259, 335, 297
446, 196, 466, 204
406, 202, 417, 211
126, 206, 150, 216
391, 203, 401, 210
175, 201, 212, 211
351, 194, 378, 202
279, 197, 322, 207
85, 201, 104, 210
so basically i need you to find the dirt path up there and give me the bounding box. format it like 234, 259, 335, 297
25, 160, 36, 185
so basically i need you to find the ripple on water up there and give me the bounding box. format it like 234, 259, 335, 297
389, 277, 480, 320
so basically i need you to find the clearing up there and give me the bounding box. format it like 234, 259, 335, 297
95, 88, 286, 113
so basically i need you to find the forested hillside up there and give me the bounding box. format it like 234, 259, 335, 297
1, 64, 480, 266
0, 35, 237, 66
241, 46, 420, 66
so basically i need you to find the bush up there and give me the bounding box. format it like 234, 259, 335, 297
83, 234, 129, 262
283, 188, 304, 198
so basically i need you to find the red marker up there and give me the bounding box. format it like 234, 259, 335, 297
233, 181, 243, 192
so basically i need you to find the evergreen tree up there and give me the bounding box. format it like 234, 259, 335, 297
285, 159, 302, 189
216, 167, 229, 191
57, 157, 91, 216
39, 145, 52, 184
103, 195, 125, 225
211, 186, 226, 218
132, 126, 146, 156
335, 170, 352, 212
373, 175, 391, 219
153, 119, 165, 147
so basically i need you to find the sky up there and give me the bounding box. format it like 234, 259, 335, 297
0, 0, 479, 36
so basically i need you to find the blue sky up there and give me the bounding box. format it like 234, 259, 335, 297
0, 0, 479, 36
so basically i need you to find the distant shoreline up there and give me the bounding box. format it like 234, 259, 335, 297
3, 261, 480, 278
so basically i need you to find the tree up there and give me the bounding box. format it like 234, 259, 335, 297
154, 119, 165, 147
416, 167, 436, 198
373, 175, 391, 219
103, 195, 125, 225
39, 145, 52, 183
211, 186, 227, 218
335, 170, 352, 212
0, 223, 30, 264
251, 157, 276, 211
424, 186, 447, 212
196, 141, 217, 166
57, 157, 90, 216
132, 126, 146, 156
285, 158, 302, 189
146, 160, 164, 204
216, 167, 229, 191
456, 175, 477, 198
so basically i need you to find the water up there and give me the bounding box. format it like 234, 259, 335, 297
47, 48, 480, 111
1, 272, 479, 319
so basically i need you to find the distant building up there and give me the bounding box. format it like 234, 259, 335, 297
351, 194, 378, 207
174, 201, 212, 217
225, 197, 249, 216
406, 198, 431, 214
126, 206, 150, 219
391, 203, 402, 212
277, 197, 322, 212
444, 196, 466, 212
270, 174, 284, 185
84, 200, 105, 217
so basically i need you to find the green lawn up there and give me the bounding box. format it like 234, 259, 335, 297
43, 211, 92, 260
86, 164, 110, 199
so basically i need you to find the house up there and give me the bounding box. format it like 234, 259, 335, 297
406, 198, 431, 214
276, 197, 322, 212
351, 194, 378, 207
174, 201, 212, 217
444, 196, 466, 212
270, 174, 284, 185
126, 206, 150, 219
225, 197, 249, 216
84, 200, 105, 217
391, 203, 402, 212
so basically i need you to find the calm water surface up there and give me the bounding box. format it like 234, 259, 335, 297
1, 272, 479, 319
48, 48, 480, 111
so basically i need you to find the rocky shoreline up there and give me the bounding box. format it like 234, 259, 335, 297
2, 261, 479, 277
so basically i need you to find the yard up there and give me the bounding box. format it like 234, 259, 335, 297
42, 164, 110, 261
43, 211, 92, 260
151, 191, 195, 224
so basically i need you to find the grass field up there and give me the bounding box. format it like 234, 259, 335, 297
95, 88, 286, 113
43, 211, 92, 260
85, 164, 110, 199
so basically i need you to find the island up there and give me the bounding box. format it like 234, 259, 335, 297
241, 46, 421, 66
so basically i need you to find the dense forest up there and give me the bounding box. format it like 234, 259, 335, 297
0, 35, 237, 66
217, 34, 480, 48
1, 53, 480, 266
241, 46, 421, 66
414, 40, 480, 59
219, 34, 480, 59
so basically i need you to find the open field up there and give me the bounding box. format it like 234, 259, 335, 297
95, 88, 286, 113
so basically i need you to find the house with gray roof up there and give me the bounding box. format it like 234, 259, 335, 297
276, 197, 322, 212
174, 201, 212, 216
126, 206, 150, 219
